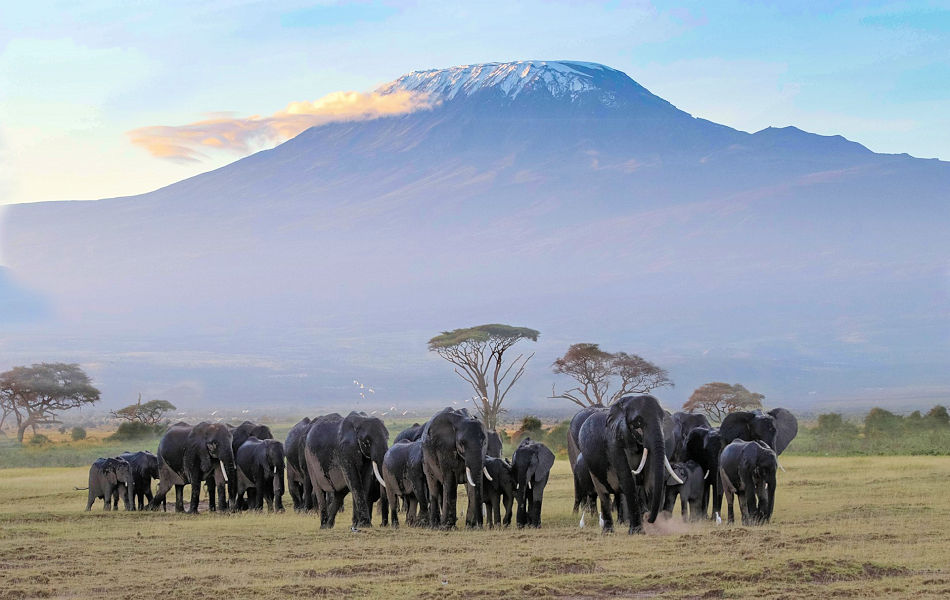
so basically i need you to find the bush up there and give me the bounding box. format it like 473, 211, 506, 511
106, 421, 165, 441
70, 426, 87, 441
29, 434, 51, 445
520, 416, 542, 432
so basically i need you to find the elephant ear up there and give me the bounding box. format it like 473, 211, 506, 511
606, 399, 628, 442
662, 410, 675, 459
768, 408, 798, 455
534, 445, 555, 483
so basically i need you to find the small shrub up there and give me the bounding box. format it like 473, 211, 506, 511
107, 421, 165, 441
521, 416, 542, 432
70, 426, 87, 441
29, 434, 52, 445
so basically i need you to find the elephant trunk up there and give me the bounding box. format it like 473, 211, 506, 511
219, 448, 238, 509
763, 471, 776, 522
645, 429, 666, 524
464, 450, 484, 527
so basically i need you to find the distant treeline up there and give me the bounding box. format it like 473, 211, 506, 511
791, 405, 950, 455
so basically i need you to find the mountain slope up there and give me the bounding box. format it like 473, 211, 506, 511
2, 61, 947, 412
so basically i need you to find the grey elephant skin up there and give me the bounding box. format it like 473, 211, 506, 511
481, 456, 514, 528
235, 436, 285, 511
304, 412, 389, 528
486, 430, 503, 458
719, 439, 778, 525
85, 457, 134, 511
511, 438, 555, 528
284, 417, 314, 511
150, 422, 238, 513
118, 451, 162, 511
421, 407, 487, 529
577, 395, 672, 534
663, 460, 704, 521
382, 440, 429, 527
395, 423, 424, 443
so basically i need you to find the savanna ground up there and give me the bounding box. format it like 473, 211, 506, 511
1, 453, 949, 599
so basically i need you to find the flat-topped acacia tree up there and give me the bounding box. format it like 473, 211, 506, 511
0, 363, 100, 443
428, 324, 539, 431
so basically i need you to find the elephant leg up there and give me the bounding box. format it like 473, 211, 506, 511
589, 472, 614, 533
503, 492, 513, 528
329, 490, 347, 528
679, 489, 688, 521
205, 478, 217, 512
103, 485, 113, 511
738, 490, 751, 525
441, 471, 458, 530
173, 484, 184, 512
189, 477, 202, 514
314, 488, 329, 528
425, 472, 442, 529
530, 486, 545, 527
725, 489, 735, 524
492, 497, 502, 528
256, 474, 268, 511
86, 488, 95, 511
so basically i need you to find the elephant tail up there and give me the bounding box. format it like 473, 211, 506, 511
74, 486, 89, 490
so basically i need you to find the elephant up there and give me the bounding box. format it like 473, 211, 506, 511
719, 439, 778, 525
767, 408, 799, 454
150, 422, 237, 513
235, 436, 285, 512
218, 421, 274, 509
395, 423, 424, 443
568, 407, 598, 513
482, 456, 514, 528
577, 395, 682, 534
304, 412, 389, 528
284, 417, 314, 511
511, 438, 555, 528
720, 411, 778, 452
84, 457, 134, 511
683, 426, 724, 519
663, 460, 704, 521
486, 430, 503, 458
118, 451, 162, 511
382, 440, 429, 527
421, 407, 488, 529
670, 412, 711, 461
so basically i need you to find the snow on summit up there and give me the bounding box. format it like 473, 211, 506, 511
378, 60, 619, 102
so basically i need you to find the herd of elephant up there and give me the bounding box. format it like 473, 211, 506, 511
82, 396, 796, 534
83, 406, 556, 530
568, 395, 797, 533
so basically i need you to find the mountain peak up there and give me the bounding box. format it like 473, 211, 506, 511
377, 60, 650, 105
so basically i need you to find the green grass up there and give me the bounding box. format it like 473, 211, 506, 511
0, 456, 948, 598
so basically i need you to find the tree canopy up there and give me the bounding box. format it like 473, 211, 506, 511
428, 323, 539, 430
112, 394, 176, 426
682, 382, 764, 422
550, 343, 673, 407
0, 363, 100, 443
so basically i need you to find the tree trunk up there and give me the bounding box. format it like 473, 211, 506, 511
17, 421, 29, 443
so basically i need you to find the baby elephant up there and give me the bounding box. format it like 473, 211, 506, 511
118, 451, 163, 511
719, 439, 778, 525
663, 460, 704, 521
85, 457, 134, 511
482, 456, 515, 528
511, 438, 555, 528
235, 437, 285, 511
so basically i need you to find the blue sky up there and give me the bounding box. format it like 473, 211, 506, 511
1, 0, 947, 206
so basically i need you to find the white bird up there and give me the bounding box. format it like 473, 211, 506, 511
360, 384, 365, 389
715, 512, 723, 525
368, 388, 375, 394
452, 401, 458, 405
241, 409, 249, 414
389, 406, 395, 411
464, 398, 470, 402
354, 380, 360, 386
210, 410, 218, 416
360, 393, 365, 399
370, 410, 377, 415
381, 412, 388, 416
402, 410, 408, 415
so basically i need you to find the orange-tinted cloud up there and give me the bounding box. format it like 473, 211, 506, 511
128, 90, 435, 162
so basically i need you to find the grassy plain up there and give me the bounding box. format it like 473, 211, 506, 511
1, 456, 949, 599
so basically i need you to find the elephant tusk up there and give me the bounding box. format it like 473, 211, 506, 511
465, 467, 477, 488
598, 512, 605, 530
632, 448, 648, 475
527, 479, 532, 490
776, 458, 786, 473
372, 462, 386, 489
704, 470, 710, 480
273, 466, 277, 475
664, 455, 684, 485
219, 461, 228, 482
715, 512, 722, 525
579, 512, 586, 528
482, 466, 493, 482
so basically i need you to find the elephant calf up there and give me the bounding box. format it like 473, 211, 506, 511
482, 456, 514, 528
719, 440, 778, 526
119, 451, 163, 511
85, 457, 134, 511
235, 437, 285, 512
663, 460, 704, 522
511, 438, 555, 528
382, 440, 429, 528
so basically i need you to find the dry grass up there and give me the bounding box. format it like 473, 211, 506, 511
0, 456, 948, 599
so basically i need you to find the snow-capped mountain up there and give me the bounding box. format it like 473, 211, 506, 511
2, 61, 947, 412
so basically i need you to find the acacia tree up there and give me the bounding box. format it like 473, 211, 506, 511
112, 394, 176, 426
0, 363, 101, 443
549, 343, 673, 407
682, 382, 764, 423
428, 324, 539, 431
